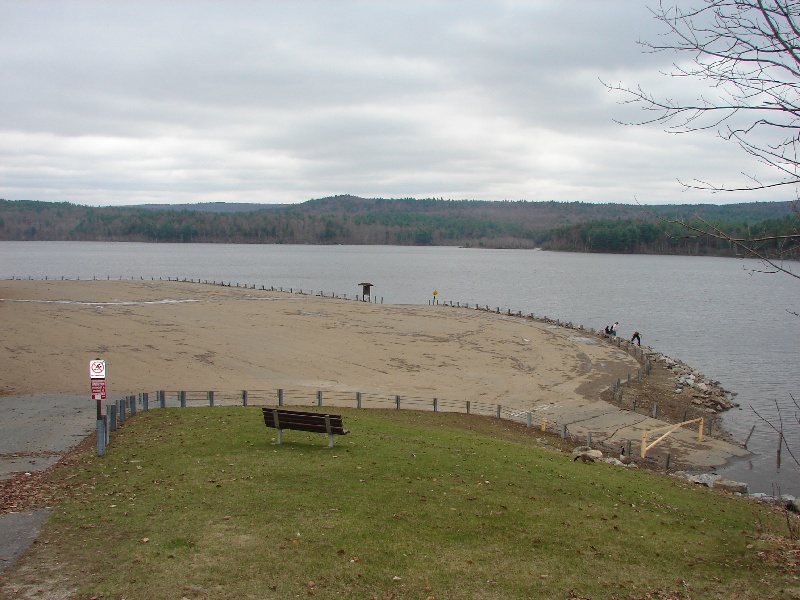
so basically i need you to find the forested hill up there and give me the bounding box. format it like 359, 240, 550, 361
0, 195, 796, 258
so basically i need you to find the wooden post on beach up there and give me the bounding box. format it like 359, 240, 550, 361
356, 392, 362, 409
278, 389, 284, 406
242, 390, 248, 406
561, 424, 568, 439
179, 391, 186, 408
496, 405, 502, 419
395, 395, 401, 410
744, 424, 756, 449
587, 432, 592, 447
317, 391, 323, 407
433, 398, 438, 412
526, 412, 532, 427
466, 401, 471, 414
207, 391, 214, 407
541, 418, 547, 432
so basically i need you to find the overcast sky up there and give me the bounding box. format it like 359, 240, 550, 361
0, 0, 790, 206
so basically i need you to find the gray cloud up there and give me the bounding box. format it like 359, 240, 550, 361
0, 0, 788, 206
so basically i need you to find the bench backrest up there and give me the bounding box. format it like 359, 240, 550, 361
261, 408, 347, 434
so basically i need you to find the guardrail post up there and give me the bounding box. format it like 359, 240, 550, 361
433, 398, 438, 412
496, 405, 501, 419
142, 392, 149, 411
119, 398, 126, 422
96, 419, 106, 456
207, 391, 214, 407
129, 395, 136, 416
109, 403, 117, 432
242, 390, 248, 406
159, 390, 166, 409
587, 432, 592, 448
356, 392, 362, 409
652, 403, 658, 418
317, 391, 323, 407
526, 412, 532, 428
561, 424, 567, 439
395, 395, 401, 410
180, 391, 186, 408
466, 401, 471, 414
278, 389, 284, 406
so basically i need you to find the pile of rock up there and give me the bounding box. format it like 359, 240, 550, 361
652, 352, 738, 413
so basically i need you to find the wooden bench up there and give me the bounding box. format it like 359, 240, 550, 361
261, 408, 350, 448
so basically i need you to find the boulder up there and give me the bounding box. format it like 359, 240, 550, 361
571, 447, 603, 460
712, 478, 749, 494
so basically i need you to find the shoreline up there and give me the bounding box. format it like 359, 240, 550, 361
0, 278, 748, 474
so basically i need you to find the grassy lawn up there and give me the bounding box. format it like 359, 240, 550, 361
6, 407, 799, 599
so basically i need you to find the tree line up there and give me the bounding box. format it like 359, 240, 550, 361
0, 197, 796, 259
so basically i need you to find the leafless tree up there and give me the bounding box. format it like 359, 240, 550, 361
607, 0, 800, 193
607, 0, 800, 275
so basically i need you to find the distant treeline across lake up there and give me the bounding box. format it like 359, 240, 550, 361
1, 196, 797, 257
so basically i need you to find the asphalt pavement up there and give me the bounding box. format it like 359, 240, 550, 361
0, 393, 95, 574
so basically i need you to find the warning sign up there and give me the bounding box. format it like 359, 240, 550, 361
91, 378, 106, 400
89, 360, 106, 379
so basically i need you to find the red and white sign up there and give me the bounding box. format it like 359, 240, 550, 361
89, 360, 106, 379
91, 378, 106, 400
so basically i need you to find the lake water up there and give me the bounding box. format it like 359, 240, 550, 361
2, 241, 799, 496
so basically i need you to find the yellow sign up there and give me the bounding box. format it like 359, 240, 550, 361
432, 290, 438, 297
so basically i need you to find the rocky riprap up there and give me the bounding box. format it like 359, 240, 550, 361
652, 351, 738, 413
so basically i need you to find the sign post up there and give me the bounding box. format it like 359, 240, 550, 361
432, 290, 438, 305
90, 359, 107, 456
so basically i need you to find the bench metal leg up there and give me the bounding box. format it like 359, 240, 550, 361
325, 415, 334, 448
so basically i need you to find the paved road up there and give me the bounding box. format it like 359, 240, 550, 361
0, 393, 96, 574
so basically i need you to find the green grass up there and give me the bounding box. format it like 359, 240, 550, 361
17, 407, 800, 599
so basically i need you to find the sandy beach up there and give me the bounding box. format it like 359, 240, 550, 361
0, 279, 640, 406
0, 279, 749, 472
